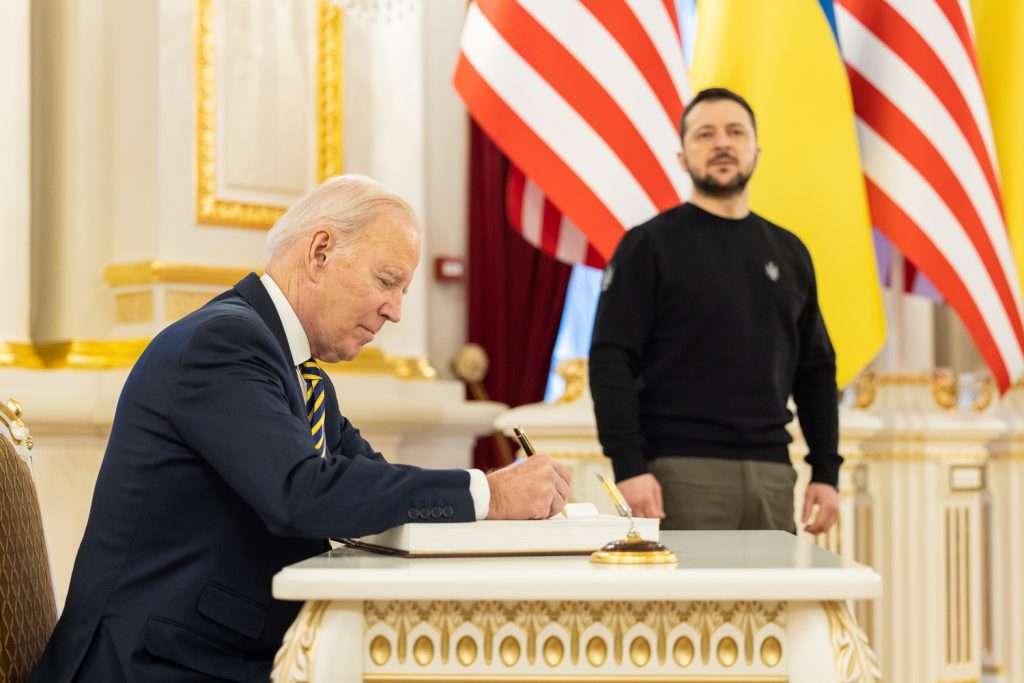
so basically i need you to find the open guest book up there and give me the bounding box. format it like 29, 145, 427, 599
338, 503, 660, 558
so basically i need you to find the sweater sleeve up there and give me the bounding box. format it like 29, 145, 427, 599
589, 229, 657, 481
791, 247, 843, 487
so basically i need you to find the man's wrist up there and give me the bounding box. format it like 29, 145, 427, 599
467, 468, 491, 519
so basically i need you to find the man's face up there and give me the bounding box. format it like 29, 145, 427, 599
307, 212, 420, 363
678, 99, 759, 198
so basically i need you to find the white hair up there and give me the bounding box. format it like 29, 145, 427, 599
263, 174, 418, 264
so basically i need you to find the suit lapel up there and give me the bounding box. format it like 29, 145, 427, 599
232, 273, 307, 419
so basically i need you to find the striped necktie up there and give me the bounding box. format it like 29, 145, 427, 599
301, 359, 327, 457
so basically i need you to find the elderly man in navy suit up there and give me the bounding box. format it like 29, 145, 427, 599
32, 174, 572, 683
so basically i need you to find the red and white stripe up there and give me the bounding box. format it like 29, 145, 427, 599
506, 165, 605, 268
837, 0, 1024, 389
455, 0, 691, 263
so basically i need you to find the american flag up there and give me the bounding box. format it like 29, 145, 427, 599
454, 0, 691, 265
837, 0, 1024, 390
505, 164, 605, 268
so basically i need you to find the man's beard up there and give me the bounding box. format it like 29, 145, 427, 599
690, 160, 753, 198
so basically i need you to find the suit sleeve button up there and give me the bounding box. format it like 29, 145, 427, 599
442, 505, 454, 518
430, 506, 443, 519
407, 509, 419, 520
420, 507, 432, 518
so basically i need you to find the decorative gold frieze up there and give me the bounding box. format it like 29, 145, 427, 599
195, 0, 343, 229
823, 600, 881, 683
363, 600, 787, 676
114, 291, 155, 324
271, 600, 328, 683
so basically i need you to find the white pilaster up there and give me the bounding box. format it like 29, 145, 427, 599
343, 4, 428, 359
986, 386, 1024, 683
0, 0, 32, 341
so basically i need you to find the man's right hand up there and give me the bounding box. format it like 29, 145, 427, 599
617, 473, 665, 519
486, 454, 573, 519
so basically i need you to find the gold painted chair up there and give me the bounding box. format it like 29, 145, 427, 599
0, 398, 56, 683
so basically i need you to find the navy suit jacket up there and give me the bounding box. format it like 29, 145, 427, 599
32, 274, 475, 682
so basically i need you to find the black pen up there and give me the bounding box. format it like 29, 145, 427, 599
513, 424, 568, 517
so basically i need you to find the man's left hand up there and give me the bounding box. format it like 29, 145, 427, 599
802, 483, 839, 534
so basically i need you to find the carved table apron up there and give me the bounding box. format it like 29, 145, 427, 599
271, 530, 882, 683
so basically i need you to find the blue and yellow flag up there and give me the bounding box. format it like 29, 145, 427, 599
690, 0, 885, 387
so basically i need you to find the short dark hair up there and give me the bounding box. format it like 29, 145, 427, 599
679, 87, 757, 140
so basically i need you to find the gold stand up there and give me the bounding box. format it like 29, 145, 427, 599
590, 530, 678, 565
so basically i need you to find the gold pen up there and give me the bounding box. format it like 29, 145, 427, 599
596, 472, 638, 536
513, 424, 568, 518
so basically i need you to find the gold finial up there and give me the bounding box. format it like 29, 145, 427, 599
451, 343, 489, 385
555, 358, 588, 404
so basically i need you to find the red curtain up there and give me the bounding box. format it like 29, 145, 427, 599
467, 121, 573, 471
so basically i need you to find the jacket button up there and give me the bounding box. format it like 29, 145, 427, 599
442, 505, 454, 518
420, 507, 432, 519
430, 506, 443, 519
407, 509, 419, 520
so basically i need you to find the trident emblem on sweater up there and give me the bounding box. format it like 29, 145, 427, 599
764, 261, 780, 281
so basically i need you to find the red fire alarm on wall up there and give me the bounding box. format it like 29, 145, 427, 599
434, 255, 465, 282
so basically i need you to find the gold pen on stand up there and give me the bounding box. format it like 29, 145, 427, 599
513, 424, 568, 518
596, 472, 638, 536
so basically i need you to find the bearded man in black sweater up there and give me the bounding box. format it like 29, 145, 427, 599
589, 87, 840, 534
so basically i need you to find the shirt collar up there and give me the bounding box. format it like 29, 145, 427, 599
260, 273, 311, 367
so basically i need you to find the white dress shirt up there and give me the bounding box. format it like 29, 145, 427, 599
259, 274, 491, 519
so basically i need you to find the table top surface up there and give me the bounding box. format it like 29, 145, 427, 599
273, 530, 881, 602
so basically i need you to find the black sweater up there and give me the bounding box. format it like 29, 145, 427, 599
589, 203, 841, 487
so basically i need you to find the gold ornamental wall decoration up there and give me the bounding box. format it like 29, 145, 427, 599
194, 0, 343, 229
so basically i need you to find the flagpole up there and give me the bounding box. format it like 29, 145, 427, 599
882, 249, 905, 371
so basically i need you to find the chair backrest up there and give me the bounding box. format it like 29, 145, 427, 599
0, 398, 56, 683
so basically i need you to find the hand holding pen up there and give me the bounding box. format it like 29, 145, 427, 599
513, 425, 569, 518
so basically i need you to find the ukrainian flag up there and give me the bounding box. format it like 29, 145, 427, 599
689, 0, 885, 387
972, 0, 1024, 300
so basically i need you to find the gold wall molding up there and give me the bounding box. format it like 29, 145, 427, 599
195, 0, 343, 229
321, 348, 437, 381
823, 600, 881, 683
0, 339, 435, 379
0, 340, 150, 370
271, 599, 327, 683
363, 600, 786, 676
104, 261, 256, 288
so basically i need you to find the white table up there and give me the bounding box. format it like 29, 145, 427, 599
271, 530, 882, 682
